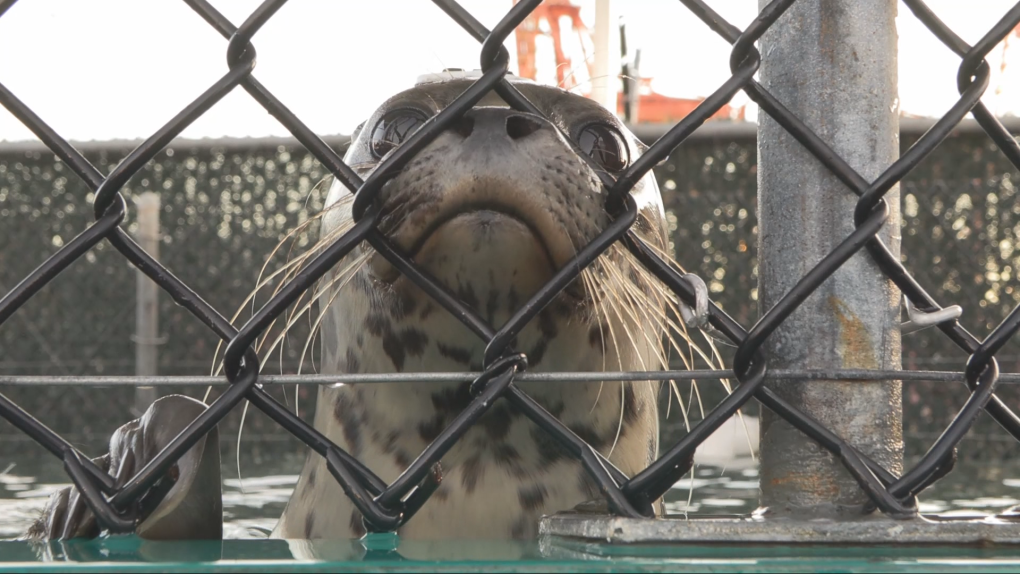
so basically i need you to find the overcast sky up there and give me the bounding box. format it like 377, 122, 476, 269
1, 1, 1019, 143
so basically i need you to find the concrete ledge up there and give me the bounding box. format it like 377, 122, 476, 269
540, 513, 1020, 547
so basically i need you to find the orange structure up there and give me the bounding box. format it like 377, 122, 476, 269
619, 78, 743, 124
513, 0, 743, 123
514, 0, 590, 92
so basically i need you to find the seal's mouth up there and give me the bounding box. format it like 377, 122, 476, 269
406, 203, 558, 264
369, 198, 586, 303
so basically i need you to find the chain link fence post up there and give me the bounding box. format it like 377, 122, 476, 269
757, 0, 903, 517
132, 192, 161, 416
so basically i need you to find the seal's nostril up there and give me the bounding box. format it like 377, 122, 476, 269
506, 115, 543, 140
451, 115, 474, 138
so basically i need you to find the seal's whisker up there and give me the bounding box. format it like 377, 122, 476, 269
610, 268, 693, 423
302, 293, 319, 409
613, 252, 693, 345
290, 256, 369, 415
609, 262, 674, 365
295, 255, 371, 377
585, 249, 698, 434
235, 400, 251, 494
272, 173, 335, 287
608, 382, 626, 459
230, 253, 368, 491
599, 257, 665, 370
608, 248, 720, 433
565, 71, 618, 97
581, 268, 610, 414
594, 262, 638, 373
583, 264, 626, 415
216, 190, 359, 488
209, 198, 355, 378
591, 267, 636, 460
245, 213, 358, 364
248, 273, 315, 371
603, 257, 700, 436
347, 161, 379, 172
252, 196, 341, 303
637, 290, 692, 371
663, 310, 709, 423
627, 243, 756, 452
245, 194, 355, 368
626, 244, 729, 371
591, 259, 659, 458
627, 264, 696, 351
256, 254, 368, 376
625, 263, 689, 424
210, 254, 308, 377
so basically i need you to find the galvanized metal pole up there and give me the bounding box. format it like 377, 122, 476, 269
757, 1, 902, 517
133, 192, 161, 416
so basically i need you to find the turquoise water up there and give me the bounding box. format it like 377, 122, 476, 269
5, 536, 1020, 572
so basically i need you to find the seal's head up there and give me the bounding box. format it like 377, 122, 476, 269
319, 75, 669, 369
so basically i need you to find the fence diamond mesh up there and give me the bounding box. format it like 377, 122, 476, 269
2, 0, 1020, 536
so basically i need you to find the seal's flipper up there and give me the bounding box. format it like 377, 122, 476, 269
25, 464, 103, 540
135, 395, 222, 540
25, 395, 222, 541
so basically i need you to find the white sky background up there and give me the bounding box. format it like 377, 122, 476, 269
1, 1, 1019, 143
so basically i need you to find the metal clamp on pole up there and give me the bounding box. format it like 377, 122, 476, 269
678, 272, 710, 330
901, 295, 963, 335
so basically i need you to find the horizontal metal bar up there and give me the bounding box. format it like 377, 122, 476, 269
2, 369, 1020, 386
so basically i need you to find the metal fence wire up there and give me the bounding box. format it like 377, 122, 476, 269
3, 0, 1020, 536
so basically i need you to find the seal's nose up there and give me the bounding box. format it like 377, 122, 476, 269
450, 107, 550, 142
451, 115, 475, 138
505, 114, 544, 140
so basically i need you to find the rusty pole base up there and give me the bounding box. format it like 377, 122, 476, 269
540, 513, 1020, 547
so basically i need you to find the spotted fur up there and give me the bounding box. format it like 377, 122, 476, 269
273, 77, 672, 540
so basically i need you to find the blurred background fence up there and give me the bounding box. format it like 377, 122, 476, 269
2, 120, 1020, 463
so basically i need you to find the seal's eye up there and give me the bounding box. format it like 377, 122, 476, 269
371, 108, 429, 159
577, 124, 629, 173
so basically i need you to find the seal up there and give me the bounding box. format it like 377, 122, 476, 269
28, 72, 695, 542
273, 73, 672, 540
25, 395, 222, 541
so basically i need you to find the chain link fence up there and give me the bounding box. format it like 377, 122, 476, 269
2, 0, 1020, 536
4, 129, 1020, 454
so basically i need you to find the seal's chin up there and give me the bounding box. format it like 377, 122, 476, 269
370, 208, 585, 306
408, 207, 558, 266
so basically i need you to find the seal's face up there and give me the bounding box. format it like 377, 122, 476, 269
326, 79, 666, 345
277, 78, 670, 542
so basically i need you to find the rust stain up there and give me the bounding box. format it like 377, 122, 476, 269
770, 470, 840, 498
828, 296, 878, 369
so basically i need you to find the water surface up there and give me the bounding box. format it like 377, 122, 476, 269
3, 442, 1019, 540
